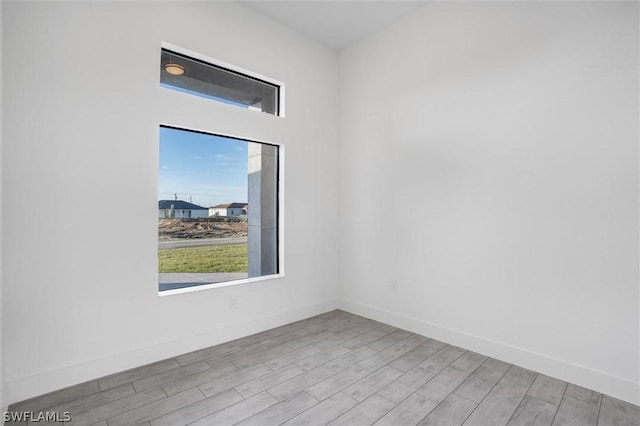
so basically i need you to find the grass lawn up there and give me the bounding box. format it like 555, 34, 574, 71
158, 244, 248, 273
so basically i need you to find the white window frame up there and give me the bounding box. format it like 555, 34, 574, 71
158, 43, 285, 297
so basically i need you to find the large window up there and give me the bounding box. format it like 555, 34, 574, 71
158, 44, 282, 293
158, 126, 279, 292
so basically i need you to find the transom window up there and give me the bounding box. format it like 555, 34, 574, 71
160, 48, 281, 116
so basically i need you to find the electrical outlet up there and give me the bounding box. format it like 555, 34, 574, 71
229, 297, 237, 309
391, 282, 399, 293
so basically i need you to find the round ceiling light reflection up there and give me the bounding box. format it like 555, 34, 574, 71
164, 63, 186, 75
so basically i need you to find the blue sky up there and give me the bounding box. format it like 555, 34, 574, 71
159, 127, 248, 207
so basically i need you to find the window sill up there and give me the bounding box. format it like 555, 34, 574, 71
158, 273, 284, 296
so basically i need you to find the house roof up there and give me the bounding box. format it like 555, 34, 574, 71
158, 200, 208, 210
211, 203, 248, 209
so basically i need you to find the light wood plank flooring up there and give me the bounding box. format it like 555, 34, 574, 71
7, 310, 639, 425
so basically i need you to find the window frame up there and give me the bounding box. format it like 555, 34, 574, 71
157, 43, 285, 297
158, 124, 285, 296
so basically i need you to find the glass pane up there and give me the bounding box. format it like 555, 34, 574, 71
158, 126, 279, 291
160, 49, 279, 116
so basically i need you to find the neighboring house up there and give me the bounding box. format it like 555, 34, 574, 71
209, 202, 248, 217
159, 200, 209, 218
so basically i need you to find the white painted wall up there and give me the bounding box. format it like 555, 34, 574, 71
0, 0, 5, 414
209, 207, 227, 217
338, 2, 639, 404
2, 1, 339, 403
191, 210, 210, 219
209, 207, 247, 217
158, 209, 208, 219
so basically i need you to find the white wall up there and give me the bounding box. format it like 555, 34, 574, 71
191, 210, 210, 219
159, 209, 209, 219
338, 2, 639, 404
0, 0, 5, 414
209, 208, 226, 217
2, 1, 339, 403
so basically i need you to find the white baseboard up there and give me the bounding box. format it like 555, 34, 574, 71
7, 297, 638, 407
6, 299, 339, 405
338, 298, 639, 406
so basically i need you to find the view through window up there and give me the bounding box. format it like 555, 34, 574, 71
158, 126, 279, 291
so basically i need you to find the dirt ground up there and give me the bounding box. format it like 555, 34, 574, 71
158, 218, 248, 240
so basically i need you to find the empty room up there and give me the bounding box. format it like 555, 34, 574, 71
1, 0, 638, 425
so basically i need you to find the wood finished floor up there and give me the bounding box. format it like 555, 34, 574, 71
7, 310, 639, 426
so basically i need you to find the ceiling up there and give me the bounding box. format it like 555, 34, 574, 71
239, 1, 428, 51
